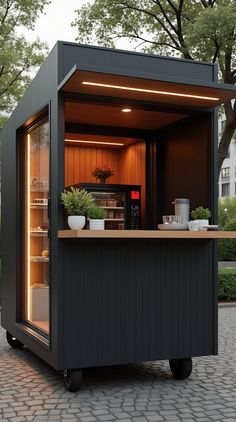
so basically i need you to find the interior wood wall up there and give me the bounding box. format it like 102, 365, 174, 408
65, 141, 146, 226
65, 146, 119, 186
159, 115, 209, 218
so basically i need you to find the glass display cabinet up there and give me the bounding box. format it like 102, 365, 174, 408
23, 119, 50, 334
78, 183, 141, 230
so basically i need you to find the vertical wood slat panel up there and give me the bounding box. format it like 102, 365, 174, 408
58, 238, 215, 369
160, 116, 209, 216
64, 145, 120, 185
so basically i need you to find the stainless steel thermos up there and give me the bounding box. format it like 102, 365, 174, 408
173, 198, 190, 222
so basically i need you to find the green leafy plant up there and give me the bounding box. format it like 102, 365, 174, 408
218, 268, 236, 300
61, 187, 93, 216
88, 205, 106, 219
191, 206, 211, 220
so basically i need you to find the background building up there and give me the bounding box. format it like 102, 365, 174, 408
218, 119, 236, 199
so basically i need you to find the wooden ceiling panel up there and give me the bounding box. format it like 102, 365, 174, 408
64, 100, 187, 130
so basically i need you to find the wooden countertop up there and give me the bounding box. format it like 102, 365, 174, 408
58, 230, 236, 239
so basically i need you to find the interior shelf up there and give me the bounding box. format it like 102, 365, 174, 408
30, 204, 48, 209
30, 187, 49, 192
30, 231, 48, 236
105, 219, 124, 221
102, 206, 124, 210
30, 256, 49, 263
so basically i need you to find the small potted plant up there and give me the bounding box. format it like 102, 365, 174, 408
92, 165, 114, 183
190, 206, 212, 231
88, 205, 106, 230
61, 187, 93, 230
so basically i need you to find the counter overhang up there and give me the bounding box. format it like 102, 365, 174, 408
58, 230, 236, 239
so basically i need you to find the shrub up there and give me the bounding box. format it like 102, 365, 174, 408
88, 205, 106, 219
191, 206, 211, 220
61, 187, 93, 216
218, 197, 236, 229
218, 218, 236, 261
218, 268, 236, 300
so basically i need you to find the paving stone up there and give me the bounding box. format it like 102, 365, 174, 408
0, 307, 235, 422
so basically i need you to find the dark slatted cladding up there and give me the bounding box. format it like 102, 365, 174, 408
58, 238, 215, 369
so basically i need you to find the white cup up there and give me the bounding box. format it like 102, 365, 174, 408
163, 215, 182, 224
187, 221, 199, 231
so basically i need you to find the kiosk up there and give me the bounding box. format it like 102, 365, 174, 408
2, 41, 236, 391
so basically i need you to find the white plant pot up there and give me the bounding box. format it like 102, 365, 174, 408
195, 219, 209, 231
68, 216, 85, 230
89, 219, 105, 230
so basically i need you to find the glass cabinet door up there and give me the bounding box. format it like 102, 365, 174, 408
91, 191, 126, 229
23, 120, 50, 334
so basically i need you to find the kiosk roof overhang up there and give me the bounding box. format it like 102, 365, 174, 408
58, 64, 236, 110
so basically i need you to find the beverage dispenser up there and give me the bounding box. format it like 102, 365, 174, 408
173, 198, 190, 223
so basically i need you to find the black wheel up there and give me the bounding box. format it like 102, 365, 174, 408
63, 368, 83, 392
169, 358, 192, 380
6, 331, 24, 349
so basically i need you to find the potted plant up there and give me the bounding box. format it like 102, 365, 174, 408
92, 165, 114, 183
61, 187, 93, 230
88, 205, 106, 230
190, 206, 212, 231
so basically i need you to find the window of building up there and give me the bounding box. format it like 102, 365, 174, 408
221, 167, 230, 179
222, 183, 230, 197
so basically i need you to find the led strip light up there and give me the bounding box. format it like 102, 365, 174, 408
65, 139, 124, 146
82, 81, 220, 101
27, 134, 31, 321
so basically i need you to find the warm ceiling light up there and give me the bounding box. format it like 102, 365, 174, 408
65, 139, 124, 146
82, 81, 219, 101
122, 108, 132, 112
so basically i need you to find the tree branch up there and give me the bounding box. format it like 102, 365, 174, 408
212, 39, 221, 63
200, 0, 216, 8
117, 1, 182, 50
0, 65, 29, 97
153, 0, 178, 36
0, 66, 5, 78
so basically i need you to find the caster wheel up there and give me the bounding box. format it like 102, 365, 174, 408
63, 368, 83, 392
169, 358, 192, 380
6, 331, 24, 349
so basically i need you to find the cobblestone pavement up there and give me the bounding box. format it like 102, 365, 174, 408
0, 307, 236, 422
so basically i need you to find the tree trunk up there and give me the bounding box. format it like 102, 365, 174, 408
218, 120, 236, 179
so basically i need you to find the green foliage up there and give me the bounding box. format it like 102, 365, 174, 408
0, 0, 50, 126
61, 187, 93, 216
191, 206, 211, 220
218, 218, 236, 261
218, 268, 236, 300
88, 205, 106, 219
73, 1, 236, 59
186, 4, 236, 65
218, 197, 236, 229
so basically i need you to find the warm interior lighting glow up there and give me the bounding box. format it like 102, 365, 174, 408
122, 108, 132, 112
82, 81, 220, 101
27, 134, 31, 321
65, 139, 124, 146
